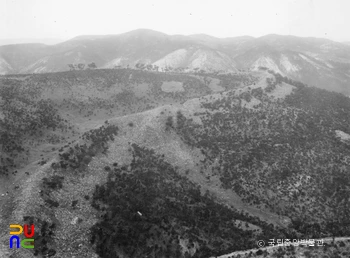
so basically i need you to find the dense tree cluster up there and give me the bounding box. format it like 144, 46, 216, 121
90, 144, 293, 258
216, 73, 258, 89
57, 123, 119, 170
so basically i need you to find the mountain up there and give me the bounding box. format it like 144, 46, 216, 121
1, 68, 350, 257
1, 29, 350, 94
0, 38, 63, 46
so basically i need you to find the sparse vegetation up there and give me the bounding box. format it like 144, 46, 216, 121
173, 77, 350, 239
1, 68, 350, 258
0, 78, 64, 175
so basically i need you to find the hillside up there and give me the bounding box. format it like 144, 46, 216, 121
1, 69, 350, 257
1, 29, 350, 95
0, 69, 257, 176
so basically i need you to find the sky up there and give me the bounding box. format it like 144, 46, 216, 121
1, 0, 350, 43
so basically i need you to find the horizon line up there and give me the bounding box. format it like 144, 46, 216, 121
1, 28, 349, 45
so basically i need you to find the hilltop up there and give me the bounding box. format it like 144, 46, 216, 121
0, 69, 350, 257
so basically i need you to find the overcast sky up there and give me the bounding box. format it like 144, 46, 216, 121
1, 0, 349, 43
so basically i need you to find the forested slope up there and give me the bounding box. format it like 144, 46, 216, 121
1, 69, 350, 258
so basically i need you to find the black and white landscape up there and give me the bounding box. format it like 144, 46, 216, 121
1, 1, 350, 258
2, 30, 350, 95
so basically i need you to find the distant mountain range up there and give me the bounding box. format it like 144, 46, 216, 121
0, 38, 63, 46
1, 29, 350, 94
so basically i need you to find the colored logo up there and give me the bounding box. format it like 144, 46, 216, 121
9, 224, 35, 249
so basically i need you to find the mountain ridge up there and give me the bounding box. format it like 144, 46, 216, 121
1, 29, 350, 95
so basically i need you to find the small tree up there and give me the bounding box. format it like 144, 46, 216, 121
176, 110, 186, 130
78, 63, 85, 70
165, 116, 173, 130
88, 62, 97, 69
